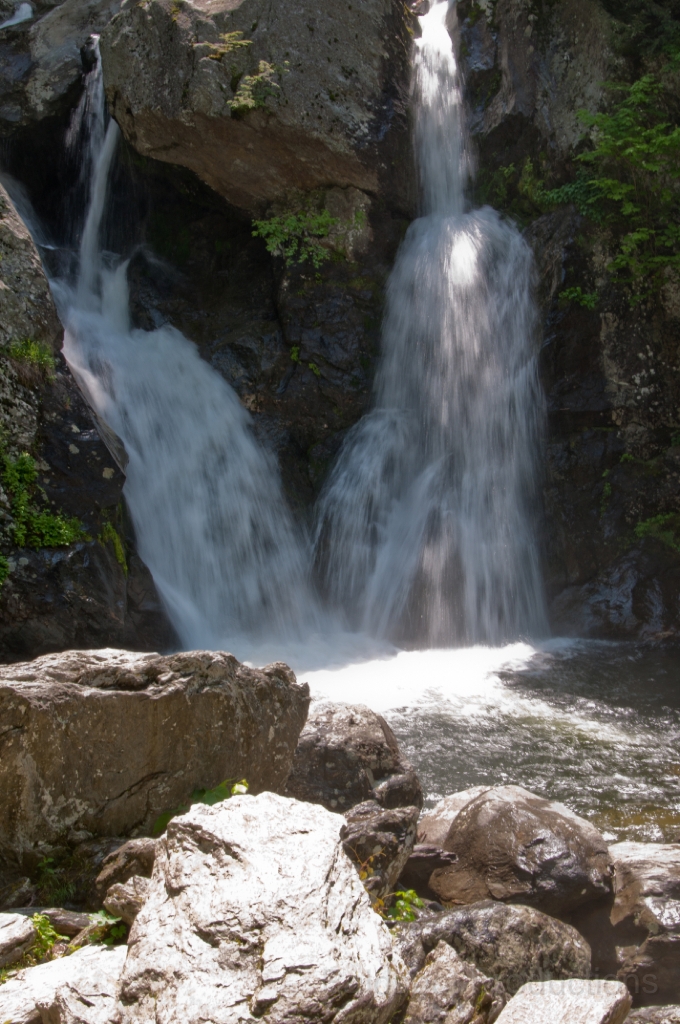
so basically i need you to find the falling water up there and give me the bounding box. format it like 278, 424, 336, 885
314, 0, 547, 646
55, 43, 316, 651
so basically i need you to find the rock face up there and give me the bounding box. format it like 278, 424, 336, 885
425, 785, 613, 917
394, 900, 591, 996
403, 940, 507, 1024
284, 701, 423, 812
628, 1011, 680, 1024
569, 842, 680, 1007
494, 979, 632, 1024
0, 943, 126, 1024
0, 910, 36, 967
0, 0, 124, 132
340, 800, 419, 901
100, 0, 415, 215
0, 649, 310, 867
93, 838, 156, 903
103, 876, 151, 926
118, 792, 408, 1024
417, 787, 491, 847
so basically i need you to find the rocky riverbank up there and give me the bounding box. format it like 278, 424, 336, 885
0, 648, 678, 1022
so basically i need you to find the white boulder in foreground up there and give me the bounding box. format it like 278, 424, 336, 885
0, 911, 36, 968
0, 944, 126, 1024
495, 979, 632, 1024
118, 792, 408, 1024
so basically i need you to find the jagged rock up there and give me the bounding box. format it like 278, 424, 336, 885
104, 876, 150, 926
118, 792, 408, 1024
0, 649, 309, 865
399, 845, 459, 900
403, 940, 506, 1024
0, 0, 124, 132
393, 900, 591, 996
494, 979, 632, 1024
0, 910, 36, 967
93, 838, 156, 903
340, 800, 420, 901
0, 943, 126, 1024
41, 909, 91, 938
569, 842, 680, 1007
100, 0, 415, 215
427, 785, 613, 917
0, 876, 37, 909
628, 1010, 680, 1023
284, 701, 423, 812
416, 787, 490, 847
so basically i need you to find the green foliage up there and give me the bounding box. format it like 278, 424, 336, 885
308, 362, 321, 377
600, 0, 680, 60
8, 338, 55, 379
290, 346, 300, 363
532, 67, 680, 303
620, 452, 636, 462
99, 521, 127, 575
205, 30, 252, 59
0, 555, 8, 589
1, 448, 85, 550
152, 778, 248, 835
88, 910, 128, 946
385, 889, 424, 922
252, 209, 338, 268
559, 287, 599, 309
229, 60, 287, 114
635, 512, 680, 550
31, 913, 67, 961
36, 856, 77, 906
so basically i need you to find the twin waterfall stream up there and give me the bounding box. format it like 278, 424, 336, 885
8, 0, 680, 843
54, 0, 547, 660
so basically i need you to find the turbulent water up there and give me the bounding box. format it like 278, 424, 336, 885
56, 45, 317, 652
314, 0, 546, 645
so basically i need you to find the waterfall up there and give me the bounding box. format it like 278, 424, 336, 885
314, 0, 547, 646
55, 41, 317, 652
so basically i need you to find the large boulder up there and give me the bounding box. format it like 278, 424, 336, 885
628, 1011, 680, 1023
284, 701, 423, 812
569, 842, 680, 1007
393, 900, 591, 996
0, 649, 309, 867
424, 785, 614, 917
403, 940, 507, 1024
494, 979, 632, 1024
416, 787, 490, 847
340, 800, 419, 901
117, 792, 408, 1023
0, 943, 126, 1024
99, 0, 415, 215
0, 910, 36, 967
93, 838, 156, 903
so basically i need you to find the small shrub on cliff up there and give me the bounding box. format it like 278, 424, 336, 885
253, 209, 338, 268
99, 520, 127, 575
8, 337, 55, 380
153, 778, 248, 834
1, 448, 85, 550
635, 512, 680, 551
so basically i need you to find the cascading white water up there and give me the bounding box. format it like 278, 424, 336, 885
56, 44, 317, 652
314, 0, 547, 646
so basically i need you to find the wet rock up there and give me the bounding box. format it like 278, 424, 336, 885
0, 943, 126, 1024
427, 785, 613, 917
418, 900, 591, 996
340, 800, 420, 901
284, 700, 423, 812
0, 0, 124, 134
0, 649, 309, 865
103, 876, 150, 926
403, 940, 507, 1024
399, 845, 459, 901
100, 0, 415, 215
417, 787, 491, 847
569, 842, 680, 1007
494, 979, 632, 1024
0, 910, 36, 967
93, 838, 156, 903
117, 792, 408, 1024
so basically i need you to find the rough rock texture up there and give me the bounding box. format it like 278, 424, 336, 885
426, 785, 613, 917
0, 0, 124, 132
340, 800, 420, 901
399, 845, 459, 901
0, 910, 35, 967
0, 649, 310, 868
403, 940, 506, 1024
93, 838, 156, 903
417, 788, 491, 847
394, 900, 591, 997
118, 792, 408, 1024
0, 943, 126, 1024
104, 876, 150, 926
100, 0, 415, 215
40, 909, 91, 938
494, 979, 632, 1024
284, 701, 423, 812
0, 181, 174, 660
568, 842, 680, 1007
457, 0, 680, 638
628, 1010, 680, 1024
